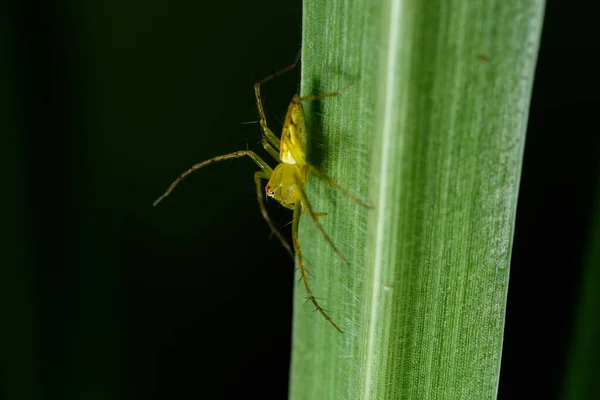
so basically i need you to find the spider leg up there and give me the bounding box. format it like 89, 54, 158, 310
294, 83, 352, 104
306, 164, 372, 208
292, 203, 343, 333
254, 50, 301, 150
262, 139, 281, 163
254, 171, 294, 258
296, 175, 350, 267
153, 150, 272, 206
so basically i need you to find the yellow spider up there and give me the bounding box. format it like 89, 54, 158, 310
153, 53, 370, 333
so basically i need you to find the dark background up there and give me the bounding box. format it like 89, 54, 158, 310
1, 0, 598, 399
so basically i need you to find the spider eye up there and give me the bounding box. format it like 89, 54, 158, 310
266, 185, 275, 197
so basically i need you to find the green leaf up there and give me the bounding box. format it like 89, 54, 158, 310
290, 1, 545, 399
562, 177, 600, 400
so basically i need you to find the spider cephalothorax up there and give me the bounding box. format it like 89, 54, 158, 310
265, 163, 304, 210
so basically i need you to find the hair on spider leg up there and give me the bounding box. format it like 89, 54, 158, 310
294, 268, 315, 282
294, 267, 312, 284
292, 257, 315, 283
303, 295, 330, 312
304, 265, 315, 279
294, 272, 304, 286
312, 305, 332, 315
312, 306, 331, 314
299, 254, 315, 274
302, 296, 316, 306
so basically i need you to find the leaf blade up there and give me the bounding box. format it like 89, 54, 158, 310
291, 1, 545, 399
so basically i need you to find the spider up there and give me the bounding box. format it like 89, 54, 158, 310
153, 53, 370, 333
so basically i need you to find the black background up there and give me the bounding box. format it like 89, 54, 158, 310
2, 0, 599, 399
